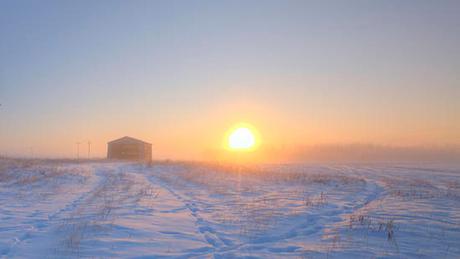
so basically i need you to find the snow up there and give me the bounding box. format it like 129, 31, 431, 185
0, 159, 459, 258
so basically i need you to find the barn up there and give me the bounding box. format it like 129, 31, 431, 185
107, 136, 152, 162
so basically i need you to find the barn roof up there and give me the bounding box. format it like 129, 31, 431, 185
108, 136, 151, 145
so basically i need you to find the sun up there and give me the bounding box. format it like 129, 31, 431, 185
229, 127, 255, 150
225, 123, 259, 151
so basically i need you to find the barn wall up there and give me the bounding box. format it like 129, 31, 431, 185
107, 141, 152, 161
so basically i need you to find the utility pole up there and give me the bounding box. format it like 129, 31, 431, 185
87, 141, 91, 159
76, 142, 80, 160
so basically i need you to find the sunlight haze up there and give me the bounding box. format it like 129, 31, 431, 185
1, 1, 459, 162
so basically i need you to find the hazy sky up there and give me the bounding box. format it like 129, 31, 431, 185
1, 1, 459, 160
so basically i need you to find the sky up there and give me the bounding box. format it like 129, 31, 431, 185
1, 0, 459, 161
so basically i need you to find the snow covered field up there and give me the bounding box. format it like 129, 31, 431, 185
0, 159, 459, 258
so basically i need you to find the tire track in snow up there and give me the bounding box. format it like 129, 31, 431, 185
1, 163, 153, 258
52, 165, 147, 257
147, 173, 223, 255
47, 167, 102, 222
0, 164, 99, 258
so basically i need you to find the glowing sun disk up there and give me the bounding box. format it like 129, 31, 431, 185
228, 127, 255, 150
